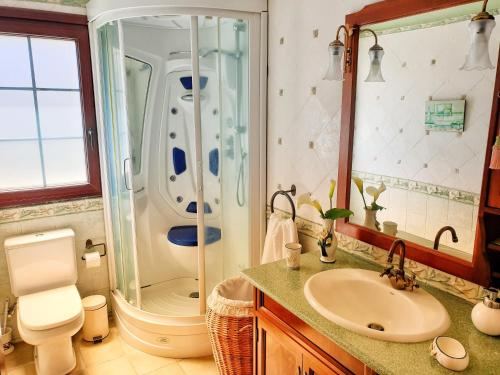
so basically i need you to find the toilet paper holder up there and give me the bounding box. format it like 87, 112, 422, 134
81, 239, 107, 260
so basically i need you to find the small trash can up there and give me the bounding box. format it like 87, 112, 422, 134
82, 295, 109, 343
206, 276, 253, 375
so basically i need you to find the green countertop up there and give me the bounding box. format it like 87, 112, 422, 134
241, 249, 500, 375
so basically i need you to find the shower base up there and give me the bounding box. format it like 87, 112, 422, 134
141, 277, 200, 316
111, 285, 212, 358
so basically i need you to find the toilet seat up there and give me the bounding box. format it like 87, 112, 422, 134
19, 285, 83, 331
18, 310, 84, 346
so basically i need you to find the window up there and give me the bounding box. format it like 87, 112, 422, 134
0, 8, 100, 207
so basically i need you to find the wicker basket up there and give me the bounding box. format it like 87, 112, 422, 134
206, 276, 254, 375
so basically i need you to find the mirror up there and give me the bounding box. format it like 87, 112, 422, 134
346, 1, 500, 262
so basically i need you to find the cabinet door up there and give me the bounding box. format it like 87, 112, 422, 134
303, 350, 345, 375
487, 170, 500, 208
257, 318, 303, 375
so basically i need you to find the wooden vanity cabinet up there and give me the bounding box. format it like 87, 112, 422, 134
253, 289, 376, 375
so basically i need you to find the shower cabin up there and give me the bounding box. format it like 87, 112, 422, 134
87, 0, 267, 357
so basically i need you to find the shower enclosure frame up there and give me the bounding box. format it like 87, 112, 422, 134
87, 0, 267, 357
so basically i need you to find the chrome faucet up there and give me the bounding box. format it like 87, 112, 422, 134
380, 239, 419, 291
433, 226, 458, 250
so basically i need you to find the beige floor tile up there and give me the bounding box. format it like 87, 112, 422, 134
122, 341, 177, 374
144, 362, 185, 375
85, 357, 136, 375
5, 342, 34, 368
178, 356, 218, 375
70, 345, 87, 373
79, 326, 125, 367
5, 362, 37, 375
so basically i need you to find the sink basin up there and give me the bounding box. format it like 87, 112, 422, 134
304, 268, 450, 342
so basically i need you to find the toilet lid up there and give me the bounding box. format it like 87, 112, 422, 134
19, 285, 82, 331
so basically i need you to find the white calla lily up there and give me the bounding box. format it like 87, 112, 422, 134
297, 193, 324, 217
366, 182, 386, 202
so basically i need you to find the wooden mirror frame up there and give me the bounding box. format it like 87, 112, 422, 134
336, 0, 497, 286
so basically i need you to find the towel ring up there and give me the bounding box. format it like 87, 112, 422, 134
270, 185, 297, 221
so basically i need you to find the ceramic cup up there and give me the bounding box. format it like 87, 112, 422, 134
383, 221, 398, 236
285, 242, 302, 270
430, 336, 469, 372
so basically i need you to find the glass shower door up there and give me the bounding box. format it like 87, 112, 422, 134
97, 21, 140, 306
196, 16, 251, 311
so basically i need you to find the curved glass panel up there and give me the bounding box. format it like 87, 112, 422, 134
125, 56, 152, 175
97, 22, 139, 305
198, 16, 251, 300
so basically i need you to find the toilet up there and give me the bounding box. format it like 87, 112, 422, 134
4, 228, 84, 375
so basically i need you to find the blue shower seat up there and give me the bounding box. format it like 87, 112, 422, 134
167, 225, 221, 247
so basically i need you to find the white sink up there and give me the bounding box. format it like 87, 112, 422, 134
304, 268, 450, 343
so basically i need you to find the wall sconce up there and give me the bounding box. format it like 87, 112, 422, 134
323, 25, 351, 81
323, 26, 384, 82
461, 0, 496, 71
362, 29, 385, 82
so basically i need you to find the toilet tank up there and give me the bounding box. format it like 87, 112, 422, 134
4, 228, 77, 297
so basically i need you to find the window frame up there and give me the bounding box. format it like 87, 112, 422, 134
0, 7, 101, 207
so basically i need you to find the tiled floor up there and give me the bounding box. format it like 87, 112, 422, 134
4, 322, 218, 375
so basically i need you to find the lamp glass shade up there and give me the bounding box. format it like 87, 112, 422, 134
323, 43, 344, 81
461, 18, 496, 71
365, 46, 385, 82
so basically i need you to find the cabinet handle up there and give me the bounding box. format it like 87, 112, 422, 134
298, 366, 301, 375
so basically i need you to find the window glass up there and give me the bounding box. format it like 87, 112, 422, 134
0, 35, 32, 87
0, 34, 87, 191
38, 91, 84, 138
0, 91, 38, 139
42, 139, 87, 185
0, 140, 43, 190
31, 38, 80, 89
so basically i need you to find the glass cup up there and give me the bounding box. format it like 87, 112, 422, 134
285, 242, 302, 270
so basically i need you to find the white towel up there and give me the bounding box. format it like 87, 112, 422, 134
261, 213, 299, 264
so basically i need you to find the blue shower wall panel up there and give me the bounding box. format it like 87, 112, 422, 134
209, 148, 219, 176
173, 147, 187, 175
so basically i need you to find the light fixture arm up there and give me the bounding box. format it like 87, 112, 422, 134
473, 0, 495, 20
335, 24, 350, 41
360, 28, 379, 45
482, 0, 489, 13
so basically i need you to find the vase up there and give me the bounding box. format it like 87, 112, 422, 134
319, 219, 337, 263
364, 208, 380, 232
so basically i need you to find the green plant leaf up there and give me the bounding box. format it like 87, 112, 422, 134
370, 202, 385, 211
323, 208, 353, 220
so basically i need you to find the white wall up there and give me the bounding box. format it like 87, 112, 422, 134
267, 0, 377, 221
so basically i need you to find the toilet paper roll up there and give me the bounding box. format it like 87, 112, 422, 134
84, 251, 101, 268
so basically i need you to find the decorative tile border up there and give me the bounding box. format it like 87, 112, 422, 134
352, 170, 480, 206
23, 0, 88, 7
267, 206, 485, 304
335, 231, 484, 303
0, 197, 103, 224
360, 9, 500, 37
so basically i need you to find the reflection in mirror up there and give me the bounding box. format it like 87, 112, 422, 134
349, 2, 500, 262
125, 56, 152, 175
